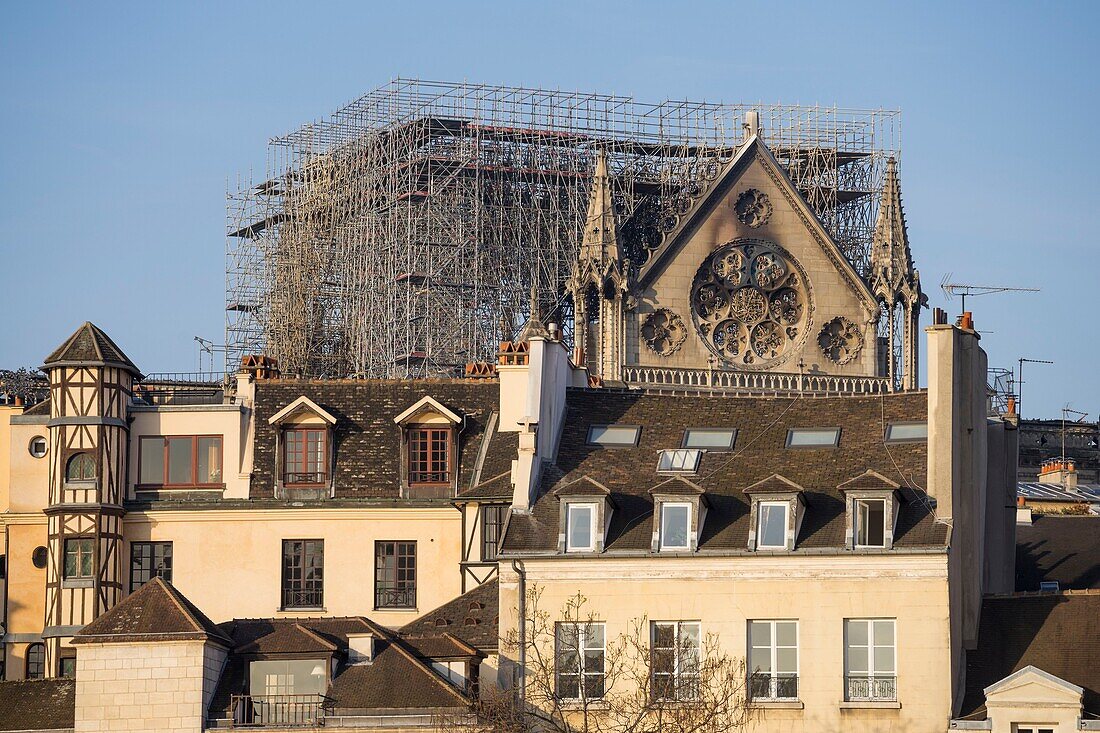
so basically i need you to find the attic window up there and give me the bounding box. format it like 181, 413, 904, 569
657, 449, 703, 475
785, 428, 840, 448
884, 421, 927, 443
682, 428, 736, 451
587, 425, 640, 447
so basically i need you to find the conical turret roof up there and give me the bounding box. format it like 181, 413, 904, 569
43, 322, 139, 374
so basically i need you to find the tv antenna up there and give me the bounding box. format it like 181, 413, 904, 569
940, 274, 1039, 312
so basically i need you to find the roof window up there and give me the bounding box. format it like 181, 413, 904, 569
681, 428, 737, 451
785, 428, 841, 448
587, 425, 640, 447
657, 449, 703, 475
884, 421, 927, 443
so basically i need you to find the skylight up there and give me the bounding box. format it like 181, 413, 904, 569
586, 425, 641, 447
785, 428, 841, 448
884, 421, 927, 443
682, 428, 737, 451
657, 449, 703, 474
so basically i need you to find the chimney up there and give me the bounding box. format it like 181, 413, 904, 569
957, 311, 974, 331
932, 307, 948, 326
346, 632, 376, 664
1038, 458, 1078, 490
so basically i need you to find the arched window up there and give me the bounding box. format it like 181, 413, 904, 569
65, 453, 95, 482
25, 643, 45, 679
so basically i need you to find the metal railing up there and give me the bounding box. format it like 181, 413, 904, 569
283, 472, 328, 486
230, 694, 334, 727
622, 366, 893, 396
749, 672, 799, 701
282, 587, 324, 610
845, 675, 896, 702
409, 470, 450, 485
375, 585, 416, 609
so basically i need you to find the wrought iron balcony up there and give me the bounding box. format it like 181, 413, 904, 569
749, 672, 799, 701
845, 674, 897, 702
283, 472, 327, 486
229, 694, 334, 728
282, 587, 324, 610
375, 585, 416, 609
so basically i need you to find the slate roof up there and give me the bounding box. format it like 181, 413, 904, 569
42, 321, 138, 373
0, 679, 75, 731
209, 616, 476, 719
72, 577, 230, 645
960, 591, 1100, 717
250, 379, 515, 500
503, 389, 942, 554
1016, 515, 1100, 591
401, 579, 500, 652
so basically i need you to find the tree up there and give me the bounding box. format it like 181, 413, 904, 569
455, 584, 754, 733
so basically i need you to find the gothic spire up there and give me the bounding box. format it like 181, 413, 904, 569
871, 158, 917, 289
578, 149, 623, 265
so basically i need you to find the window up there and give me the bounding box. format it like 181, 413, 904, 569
884, 421, 927, 443
682, 428, 736, 451
854, 499, 887, 548
659, 503, 691, 551
1015, 728, 1054, 733
785, 428, 841, 448
281, 540, 324, 609
651, 621, 700, 700
408, 428, 450, 485
139, 436, 223, 487
756, 502, 788, 549
283, 429, 327, 486
749, 620, 798, 700
59, 656, 76, 678
555, 622, 605, 700
565, 504, 596, 552
130, 542, 172, 591
586, 425, 640, 447
29, 436, 48, 459
656, 449, 702, 474
249, 659, 327, 697
1039, 581, 1060, 592
481, 505, 507, 561
65, 453, 95, 482
25, 643, 45, 679
64, 538, 94, 579
845, 619, 896, 701
375, 541, 416, 609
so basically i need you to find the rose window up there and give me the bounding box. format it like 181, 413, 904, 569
641, 309, 688, 356
690, 239, 811, 368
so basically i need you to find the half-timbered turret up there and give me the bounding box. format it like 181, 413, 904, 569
40, 322, 139, 676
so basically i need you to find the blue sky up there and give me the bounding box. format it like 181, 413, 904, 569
1, 1, 1096, 418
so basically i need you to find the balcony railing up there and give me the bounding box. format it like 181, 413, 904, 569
622, 366, 893, 396
283, 472, 327, 486
229, 694, 334, 728
845, 675, 896, 702
282, 587, 324, 610
409, 470, 450, 485
749, 672, 799, 701
375, 585, 416, 609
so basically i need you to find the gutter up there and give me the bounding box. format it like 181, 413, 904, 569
510, 559, 527, 705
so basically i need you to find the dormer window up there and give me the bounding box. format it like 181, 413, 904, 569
756, 502, 789, 549
566, 503, 597, 552
409, 427, 450, 486
268, 396, 338, 498
659, 502, 691, 551
854, 499, 887, 548
394, 396, 463, 499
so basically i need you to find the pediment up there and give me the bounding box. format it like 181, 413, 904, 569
393, 396, 462, 426
636, 136, 876, 314
984, 665, 1083, 703
268, 396, 338, 426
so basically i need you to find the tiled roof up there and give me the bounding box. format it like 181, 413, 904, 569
960, 591, 1100, 716
72, 577, 229, 645
0, 679, 75, 732
401, 579, 500, 652
503, 389, 942, 554
43, 321, 138, 372
1017, 481, 1100, 502
250, 380, 515, 500
328, 640, 471, 711
1016, 515, 1100, 591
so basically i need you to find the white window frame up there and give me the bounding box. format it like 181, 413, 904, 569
748, 620, 799, 701
555, 622, 605, 700
656, 449, 703, 475
844, 618, 897, 702
681, 428, 737, 451
565, 503, 597, 553
756, 501, 789, 550
659, 502, 692, 551
28, 436, 48, 459
854, 498, 887, 548
651, 621, 701, 701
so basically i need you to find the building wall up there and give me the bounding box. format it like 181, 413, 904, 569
74, 639, 220, 733
2, 520, 48, 678
123, 507, 462, 627
499, 554, 953, 733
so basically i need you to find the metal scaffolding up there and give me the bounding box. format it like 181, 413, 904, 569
226, 78, 900, 378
